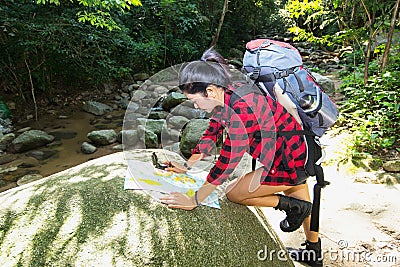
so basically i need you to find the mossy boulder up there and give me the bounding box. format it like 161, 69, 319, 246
0, 152, 292, 266
10, 130, 55, 153
179, 119, 211, 158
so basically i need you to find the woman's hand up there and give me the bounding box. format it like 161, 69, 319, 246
163, 161, 187, 174
160, 192, 197, 210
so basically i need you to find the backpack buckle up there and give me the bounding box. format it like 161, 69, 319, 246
275, 69, 295, 79
275, 70, 289, 79
250, 67, 261, 81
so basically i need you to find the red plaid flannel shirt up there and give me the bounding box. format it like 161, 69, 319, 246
192, 85, 307, 186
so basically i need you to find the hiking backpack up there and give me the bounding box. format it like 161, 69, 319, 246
242, 39, 339, 232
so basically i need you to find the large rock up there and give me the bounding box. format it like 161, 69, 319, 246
167, 115, 189, 129
82, 101, 113, 116
10, 130, 55, 153
118, 130, 139, 149
87, 129, 117, 145
137, 125, 159, 149
0, 152, 292, 266
130, 90, 148, 102
170, 104, 207, 119
180, 119, 211, 157
161, 92, 187, 111
137, 118, 166, 138
383, 160, 400, 173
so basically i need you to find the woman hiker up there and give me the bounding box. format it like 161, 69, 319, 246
160, 48, 323, 267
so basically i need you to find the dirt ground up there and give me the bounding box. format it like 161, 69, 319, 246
261, 130, 400, 267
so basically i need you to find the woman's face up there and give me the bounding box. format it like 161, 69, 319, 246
184, 92, 219, 113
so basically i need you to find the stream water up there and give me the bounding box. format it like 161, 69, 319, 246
9, 108, 126, 181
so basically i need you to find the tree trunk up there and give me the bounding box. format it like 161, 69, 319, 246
380, 0, 400, 71
210, 0, 229, 47
360, 0, 374, 85
364, 39, 372, 85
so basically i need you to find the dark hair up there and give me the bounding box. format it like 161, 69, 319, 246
179, 48, 231, 95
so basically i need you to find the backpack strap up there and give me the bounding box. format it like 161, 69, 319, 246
306, 136, 330, 232
278, 131, 329, 232
255, 68, 305, 94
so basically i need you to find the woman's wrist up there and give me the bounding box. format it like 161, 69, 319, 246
183, 162, 191, 170
193, 191, 200, 207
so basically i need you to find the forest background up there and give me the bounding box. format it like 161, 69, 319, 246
0, 0, 399, 161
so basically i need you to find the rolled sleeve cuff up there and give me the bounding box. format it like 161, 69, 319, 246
191, 140, 215, 157
206, 174, 225, 185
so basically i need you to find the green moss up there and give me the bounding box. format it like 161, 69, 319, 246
0, 162, 293, 267
0, 210, 16, 245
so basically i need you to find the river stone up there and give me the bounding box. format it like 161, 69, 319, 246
130, 90, 148, 102
161, 92, 187, 111
137, 125, 159, 149
154, 85, 169, 95
0, 133, 15, 151
0, 152, 292, 266
87, 130, 117, 145
0, 118, 13, 134
25, 149, 58, 161
311, 72, 335, 95
148, 110, 169, 120
118, 130, 139, 148
18, 157, 40, 168
167, 115, 189, 130
81, 142, 97, 154
137, 118, 166, 138
165, 129, 181, 145
11, 130, 55, 153
48, 130, 78, 140
180, 119, 211, 158
170, 105, 207, 119
82, 101, 113, 116
117, 98, 131, 109
0, 153, 17, 165
17, 173, 43, 186
133, 72, 150, 81
383, 160, 400, 173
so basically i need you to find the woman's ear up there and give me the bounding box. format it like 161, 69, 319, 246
206, 85, 217, 98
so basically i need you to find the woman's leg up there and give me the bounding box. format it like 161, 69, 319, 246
284, 182, 323, 266
283, 182, 319, 243
225, 167, 292, 207
226, 167, 314, 234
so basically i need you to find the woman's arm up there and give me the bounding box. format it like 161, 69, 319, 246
160, 180, 218, 210
165, 153, 203, 173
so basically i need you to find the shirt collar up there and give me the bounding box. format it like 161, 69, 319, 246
210, 85, 234, 122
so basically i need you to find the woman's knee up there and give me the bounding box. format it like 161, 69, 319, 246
226, 189, 244, 204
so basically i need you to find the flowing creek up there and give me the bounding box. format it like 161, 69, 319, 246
2, 108, 126, 191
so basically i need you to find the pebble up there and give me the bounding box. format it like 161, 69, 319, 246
17, 127, 31, 133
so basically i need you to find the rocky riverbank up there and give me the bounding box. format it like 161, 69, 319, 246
0, 40, 398, 194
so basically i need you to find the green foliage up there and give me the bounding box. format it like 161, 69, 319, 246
0, 1, 139, 98
339, 59, 400, 153
219, 0, 279, 53
284, 0, 338, 47
1, 0, 283, 104
36, 0, 142, 30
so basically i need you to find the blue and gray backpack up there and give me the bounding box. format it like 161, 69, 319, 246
242, 39, 339, 232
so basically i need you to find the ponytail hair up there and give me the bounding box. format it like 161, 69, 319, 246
179, 48, 231, 95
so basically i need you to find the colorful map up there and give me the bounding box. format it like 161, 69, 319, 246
124, 160, 220, 209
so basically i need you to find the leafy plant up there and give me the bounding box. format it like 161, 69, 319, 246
339, 60, 400, 153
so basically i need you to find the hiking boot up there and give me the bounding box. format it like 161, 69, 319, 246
287, 238, 323, 266
274, 194, 312, 232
